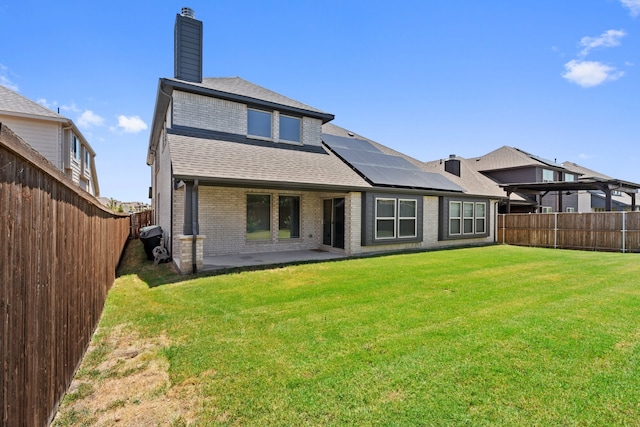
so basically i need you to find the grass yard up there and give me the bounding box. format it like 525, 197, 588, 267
55, 243, 640, 426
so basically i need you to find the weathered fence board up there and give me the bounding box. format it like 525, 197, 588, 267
0, 124, 130, 426
498, 212, 640, 252
130, 209, 153, 239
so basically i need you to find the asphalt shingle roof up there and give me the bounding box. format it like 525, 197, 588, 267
168, 131, 371, 189
470, 146, 565, 172
0, 85, 64, 120
166, 77, 331, 116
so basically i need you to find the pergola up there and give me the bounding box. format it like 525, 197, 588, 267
500, 177, 640, 213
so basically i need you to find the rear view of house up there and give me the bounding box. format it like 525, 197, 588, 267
0, 85, 99, 196
147, 8, 500, 273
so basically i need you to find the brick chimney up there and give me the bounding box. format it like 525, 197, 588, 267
444, 154, 461, 177
174, 7, 203, 83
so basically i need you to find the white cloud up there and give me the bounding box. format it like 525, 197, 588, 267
0, 63, 19, 91
77, 110, 105, 128
579, 153, 592, 159
620, 0, 640, 16
579, 29, 626, 56
116, 115, 148, 133
562, 60, 624, 87
60, 103, 81, 113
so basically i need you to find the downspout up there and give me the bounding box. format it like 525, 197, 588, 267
192, 179, 199, 274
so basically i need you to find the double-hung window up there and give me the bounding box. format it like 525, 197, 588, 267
542, 169, 554, 182
398, 199, 417, 238
475, 203, 486, 233
446, 199, 487, 238
375, 198, 396, 239
449, 201, 462, 235
248, 109, 272, 139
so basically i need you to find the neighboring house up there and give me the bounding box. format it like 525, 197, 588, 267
462, 145, 639, 213
562, 161, 639, 212
467, 146, 582, 213
0, 85, 99, 196
147, 8, 500, 273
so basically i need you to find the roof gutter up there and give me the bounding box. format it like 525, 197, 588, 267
163, 78, 335, 124
147, 79, 173, 165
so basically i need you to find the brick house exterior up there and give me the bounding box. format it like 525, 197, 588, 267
146, 9, 502, 273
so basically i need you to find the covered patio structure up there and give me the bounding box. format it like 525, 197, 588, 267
500, 177, 640, 213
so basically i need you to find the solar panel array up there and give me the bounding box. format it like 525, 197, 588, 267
322, 134, 463, 192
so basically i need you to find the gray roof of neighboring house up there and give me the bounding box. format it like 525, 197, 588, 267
0, 85, 65, 121
168, 130, 371, 190
562, 161, 612, 180
422, 156, 521, 200
470, 145, 566, 172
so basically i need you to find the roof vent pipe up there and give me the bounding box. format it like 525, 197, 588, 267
181, 7, 195, 18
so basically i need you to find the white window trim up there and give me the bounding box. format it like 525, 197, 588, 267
475, 202, 486, 234
375, 198, 396, 240
541, 206, 552, 213
542, 169, 554, 182
398, 199, 417, 238
566, 207, 575, 213
463, 202, 475, 234
449, 201, 462, 236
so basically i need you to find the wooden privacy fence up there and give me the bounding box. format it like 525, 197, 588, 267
0, 124, 130, 426
498, 212, 640, 252
130, 209, 153, 239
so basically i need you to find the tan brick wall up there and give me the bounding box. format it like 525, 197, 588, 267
173, 91, 246, 134
198, 186, 341, 256
171, 90, 323, 146
176, 234, 205, 274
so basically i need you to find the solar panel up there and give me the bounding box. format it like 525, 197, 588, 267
323, 134, 463, 192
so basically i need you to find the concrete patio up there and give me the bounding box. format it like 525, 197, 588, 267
201, 249, 347, 272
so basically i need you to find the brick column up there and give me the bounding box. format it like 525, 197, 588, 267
176, 234, 206, 274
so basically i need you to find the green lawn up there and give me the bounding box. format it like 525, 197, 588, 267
57, 244, 640, 426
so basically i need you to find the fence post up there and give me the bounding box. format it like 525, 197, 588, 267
554, 213, 558, 249
622, 211, 626, 253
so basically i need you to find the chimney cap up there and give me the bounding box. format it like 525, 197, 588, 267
449, 154, 456, 159
181, 7, 195, 18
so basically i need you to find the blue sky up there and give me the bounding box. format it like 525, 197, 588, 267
1, 0, 639, 202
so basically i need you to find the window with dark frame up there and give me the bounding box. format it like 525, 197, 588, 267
278, 195, 300, 239
247, 109, 272, 139
279, 115, 301, 143
246, 194, 271, 241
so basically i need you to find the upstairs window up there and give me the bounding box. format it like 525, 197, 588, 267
72, 136, 80, 161
84, 148, 90, 170
248, 109, 272, 139
565, 173, 575, 182
279, 115, 301, 143
542, 169, 554, 182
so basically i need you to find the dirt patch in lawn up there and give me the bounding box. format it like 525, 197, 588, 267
52, 325, 200, 426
